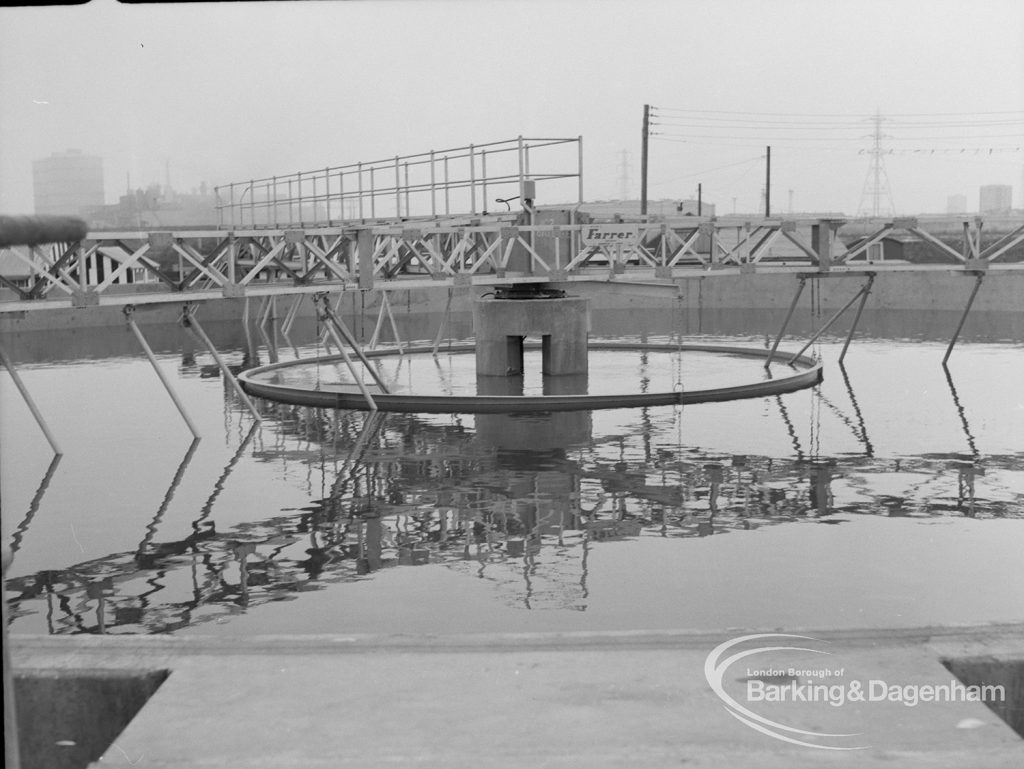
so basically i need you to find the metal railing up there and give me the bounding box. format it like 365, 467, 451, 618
1, 216, 1021, 312
214, 137, 584, 229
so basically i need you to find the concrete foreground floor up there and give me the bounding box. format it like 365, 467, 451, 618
10, 624, 1024, 768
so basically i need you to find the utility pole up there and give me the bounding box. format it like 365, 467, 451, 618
765, 145, 771, 217
641, 104, 650, 215
697, 183, 702, 216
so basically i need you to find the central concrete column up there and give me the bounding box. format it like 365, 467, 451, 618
473, 295, 589, 376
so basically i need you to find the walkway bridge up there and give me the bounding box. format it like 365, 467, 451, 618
3, 132, 1021, 313
1, 135, 1022, 449
2, 212, 1022, 314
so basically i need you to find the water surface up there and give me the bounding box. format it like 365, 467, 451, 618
2, 307, 1022, 636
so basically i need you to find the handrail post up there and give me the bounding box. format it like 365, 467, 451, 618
430, 150, 436, 218
394, 156, 401, 218
469, 143, 476, 214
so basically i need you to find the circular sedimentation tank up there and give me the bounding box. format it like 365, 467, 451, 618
238, 341, 823, 413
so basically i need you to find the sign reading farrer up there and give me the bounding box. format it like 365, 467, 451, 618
581, 224, 640, 247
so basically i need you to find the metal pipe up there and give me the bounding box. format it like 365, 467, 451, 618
787, 284, 869, 365
432, 289, 453, 356
765, 277, 805, 367
394, 156, 401, 218
481, 150, 488, 214
518, 136, 525, 201
322, 303, 390, 393
578, 135, 584, 204
369, 293, 389, 350
358, 162, 364, 220
325, 167, 331, 223
943, 273, 984, 366
839, 276, 874, 364
183, 308, 263, 422
0, 343, 62, 455
430, 151, 437, 218
319, 304, 378, 410
469, 144, 476, 214
125, 308, 201, 439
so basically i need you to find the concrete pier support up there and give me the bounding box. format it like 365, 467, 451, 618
473, 295, 589, 376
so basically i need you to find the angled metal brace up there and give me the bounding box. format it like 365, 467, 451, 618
432, 289, 454, 356
0, 343, 62, 455
124, 305, 201, 440
787, 279, 874, 365
318, 306, 379, 411
368, 291, 405, 355
181, 304, 262, 422
839, 274, 874, 364
943, 273, 985, 366
765, 277, 806, 367
319, 298, 390, 393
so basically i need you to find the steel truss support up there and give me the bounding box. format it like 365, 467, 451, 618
180, 304, 263, 422
124, 305, 202, 440
786, 276, 875, 365
838, 275, 874, 363
315, 294, 388, 410
943, 273, 985, 366
432, 289, 454, 356
368, 291, 405, 354
765, 277, 806, 367
0, 343, 62, 455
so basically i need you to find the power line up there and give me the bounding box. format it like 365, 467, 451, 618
651, 105, 1024, 118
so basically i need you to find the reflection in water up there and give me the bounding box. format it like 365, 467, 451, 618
4, 311, 1022, 636
5, 394, 1020, 635
8, 453, 61, 558
943, 364, 979, 460
839, 363, 874, 456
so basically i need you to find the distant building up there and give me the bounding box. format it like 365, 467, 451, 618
33, 149, 105, 217
578, 198, 716, 219
979, 184, 1012, 214
85, 182, 218, 230
946, 194, 967, 214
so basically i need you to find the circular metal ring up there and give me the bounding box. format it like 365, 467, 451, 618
239, 342, 822, 414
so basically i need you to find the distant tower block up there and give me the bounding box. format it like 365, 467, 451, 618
473, 292, 589, 377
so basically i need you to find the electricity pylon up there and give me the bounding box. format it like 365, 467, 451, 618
857, 109, 896, 217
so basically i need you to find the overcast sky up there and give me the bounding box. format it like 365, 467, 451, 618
1, 0, 1022, 217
